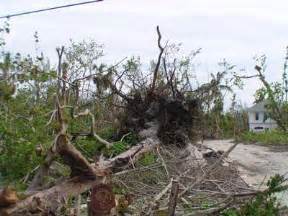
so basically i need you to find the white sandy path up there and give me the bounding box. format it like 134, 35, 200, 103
203, 139, 288, 189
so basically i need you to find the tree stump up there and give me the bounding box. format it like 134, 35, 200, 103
88, 184, 115, 216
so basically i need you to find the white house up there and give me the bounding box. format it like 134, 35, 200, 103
247, 101, 277, 132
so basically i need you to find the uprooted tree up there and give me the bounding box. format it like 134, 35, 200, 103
1, 26, 283, 215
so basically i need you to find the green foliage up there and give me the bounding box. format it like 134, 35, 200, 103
0, 38, 120, 188
112, 183, 128, 195
0, 92, 54, 183
251, 54, 288, 131
254, 82, 284, 104
199, 60, 246, 139
98, 126, 116, 140
72, 126, 114, 159
137, 152, 157, 166
108, 141, 128, 156
103, 132, 139, 157
0, 82, 15, 100
73, 126, 139, 159
121, 132, 139, 146
222, 175, 284, 216
74, 137, 104, 159
203, 110, 248, 139
239, 130, 288, 145
218, 113, 235, 138
200, 200, 216, 209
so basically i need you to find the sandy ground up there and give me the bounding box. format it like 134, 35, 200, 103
203, 139, 288, 189
204, 139, 288, 206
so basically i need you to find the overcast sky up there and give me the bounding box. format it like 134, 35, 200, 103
1, 0, 288, 107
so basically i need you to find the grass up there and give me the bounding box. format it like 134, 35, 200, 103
238, 129, 288, 145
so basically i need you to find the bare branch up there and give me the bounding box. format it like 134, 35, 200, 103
168, 179, 179, 216
234, 74, 259, 79
151, 25, 165, 93
56, 46, 65, 96
72, 108, 112, 148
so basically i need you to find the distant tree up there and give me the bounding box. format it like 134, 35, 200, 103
236, 53, 288, 131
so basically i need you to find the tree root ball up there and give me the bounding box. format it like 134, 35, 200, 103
119, 94, 200, 148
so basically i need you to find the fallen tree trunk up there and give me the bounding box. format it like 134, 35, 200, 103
1, 178, 100, 216
0, 136, 159, 215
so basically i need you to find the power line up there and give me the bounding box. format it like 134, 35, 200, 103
0, 0, 104, 19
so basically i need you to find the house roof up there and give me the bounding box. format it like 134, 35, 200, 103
247, 101, 267, 112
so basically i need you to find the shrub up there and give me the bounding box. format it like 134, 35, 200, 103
223, 175, 285, 216
239, 130, 288, 145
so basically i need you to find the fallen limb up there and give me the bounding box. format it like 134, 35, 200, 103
56, 134, 96, 179
1, 136, 159, 215
1, 178, 101, 216
167, 179, 179, 216
101, 137, 160, 171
